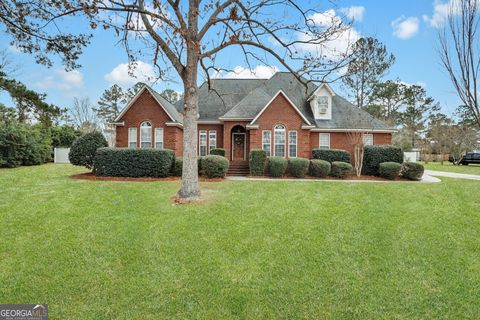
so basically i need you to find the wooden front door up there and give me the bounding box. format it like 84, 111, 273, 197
232, 133, 245, 160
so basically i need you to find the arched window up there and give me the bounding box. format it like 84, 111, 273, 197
140, 121, 152, 148
274, 124, 286, 157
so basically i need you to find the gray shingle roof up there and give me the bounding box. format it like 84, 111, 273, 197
146, 85, 183, 123
172, 72, 395, 131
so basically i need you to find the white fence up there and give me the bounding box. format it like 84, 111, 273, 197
54, 148, 71, 164
404, 151, 419, 162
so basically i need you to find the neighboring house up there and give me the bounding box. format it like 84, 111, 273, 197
112, 72, 396, 163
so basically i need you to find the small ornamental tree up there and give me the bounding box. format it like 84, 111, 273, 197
69, 131, 108, 169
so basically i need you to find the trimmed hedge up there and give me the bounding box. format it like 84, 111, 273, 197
172, 157, 183, 176
309, 159, 331, 178
288, 158, 310, 178
362, 145, 403, 176
401, 162, 424, 181
267, 157, 288, 177
209, 148, 226, 157
69, 131, 108, 169
93, 148, 175, 177
379, 162, 402, 180
200, 155, 229, 178
330, 161, 353, 179
312, 149, 351, 164
249, 149, 267, 176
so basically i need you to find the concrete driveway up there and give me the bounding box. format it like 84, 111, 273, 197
424, 170, 480, 181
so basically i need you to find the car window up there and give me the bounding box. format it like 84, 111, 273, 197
474, 153, 480, 160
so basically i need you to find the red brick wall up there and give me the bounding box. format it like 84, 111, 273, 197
250, 94, 311, 158
309, 132, 393, 156
197, 124, 224, 153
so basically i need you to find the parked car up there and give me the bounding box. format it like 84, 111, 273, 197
449, 152, 480, 165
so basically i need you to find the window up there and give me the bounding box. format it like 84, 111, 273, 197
208, 130, 217, 153
140, 121, 152, 148
155, 128, 164, 149
319, 133, 330, 149
288, 131, 297, 158
199, 130, 207, 156
318, 96, 328, 113
363, 133, 373, 146
128, 127, 137, 148
274, 124, 286, 157
262, 130, 271, 157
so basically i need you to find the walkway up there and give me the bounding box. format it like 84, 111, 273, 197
424, 170, 480, 181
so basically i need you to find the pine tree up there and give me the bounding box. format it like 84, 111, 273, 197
160, 89, 181, 104
94, 84, 125, 123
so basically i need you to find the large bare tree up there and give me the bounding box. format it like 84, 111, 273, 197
0, 0, 351, 200
439, 0, 480, 129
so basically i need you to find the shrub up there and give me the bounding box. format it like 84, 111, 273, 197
330, 161, 353, 179
249, 149, 267, 176
172, 157, 183, 176
69, 131, 108, 169
401, 162, 424, 181
51, 125, 81, 148
267, 157, 288, 177
200, 155, 229, 178
22, 129, 51, 166
209, 148, 226, 157
308, 159, 331, 178
312, 149, 351, 163
362, 145, 403, 176
94, 148, 175, 177
0, 122, 26, 168
379, 162, 402, 180
288, 158, 310, 178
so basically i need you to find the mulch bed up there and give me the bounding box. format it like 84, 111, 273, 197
70, 172, 223, 182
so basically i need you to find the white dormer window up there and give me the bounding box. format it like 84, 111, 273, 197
318, 96, 328, 114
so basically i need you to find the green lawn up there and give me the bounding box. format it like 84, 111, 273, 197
421, 161, 480, 175
1, 164, 480, 319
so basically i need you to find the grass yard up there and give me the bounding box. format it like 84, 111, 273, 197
1, 164, 480, 319
421, 161, 480, 175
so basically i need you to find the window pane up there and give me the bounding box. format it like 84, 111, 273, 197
363, 134, 373, 146
199, 130, 207, 156
320, 133, 330, 149
155, 128, 164, 149
289, 131, 297, 158
274, 125, 286, 157
140, 122, 152, 148
128, 128, 137, 148
318, 96, 328, 107
262, 131, 271, 157
209, 130, 217, 152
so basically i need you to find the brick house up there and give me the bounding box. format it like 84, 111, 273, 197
112, 72, 395, 169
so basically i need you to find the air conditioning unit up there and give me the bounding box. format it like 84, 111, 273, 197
319, 107, 327, 114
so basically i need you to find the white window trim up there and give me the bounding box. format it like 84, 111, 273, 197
262, 130, 271, 157
140, 121, 152, 148
154, 128, 164, 149
199, 130, 207, 156
288, 130, 297, 158
128, 127, 137, 148
208, 130, 217, 153
363, 133, 374, 146
319, 133, 330, 150
273, 124, 286, 157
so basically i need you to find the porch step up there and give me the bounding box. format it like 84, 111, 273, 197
227, 161, 249, 176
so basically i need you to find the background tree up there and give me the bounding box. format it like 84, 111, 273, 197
69, 97, 99, 133
343, 37, 395, 109
160, 89, 181, 104
124, 82, 145, 103
439, 0, 480, 128
0, 1, 352, 200
366, 80, 407, 125
94, 84, 125, 124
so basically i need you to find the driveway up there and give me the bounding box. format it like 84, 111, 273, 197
424, 170, 480, 181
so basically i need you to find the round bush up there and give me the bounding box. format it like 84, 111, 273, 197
249, 149, 267, 176
201, 155, 229, 178
268, 157, 288, 177
288, 157, 309, 178
379, 162, 402, 180
69, 131, 108, 169
362, 145, 403, 176
401, 162, 424, 181
309, 159, 331, 178
209, 148, 226, 157
330, 161, 353, 179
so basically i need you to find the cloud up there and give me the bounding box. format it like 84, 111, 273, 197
341, 6, 366, 22
422, 0, 479, 28
296, 9, 361, 60
104, 61, 155, 87
36, 69, 84, 93
392, 16, 420, 39
213, 65, 279, 79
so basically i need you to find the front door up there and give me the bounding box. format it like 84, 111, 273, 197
232, 133, 245, 160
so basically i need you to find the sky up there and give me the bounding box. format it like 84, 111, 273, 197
0, 0, 464, 116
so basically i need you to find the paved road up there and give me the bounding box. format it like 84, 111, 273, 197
424, 170, 480, 181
